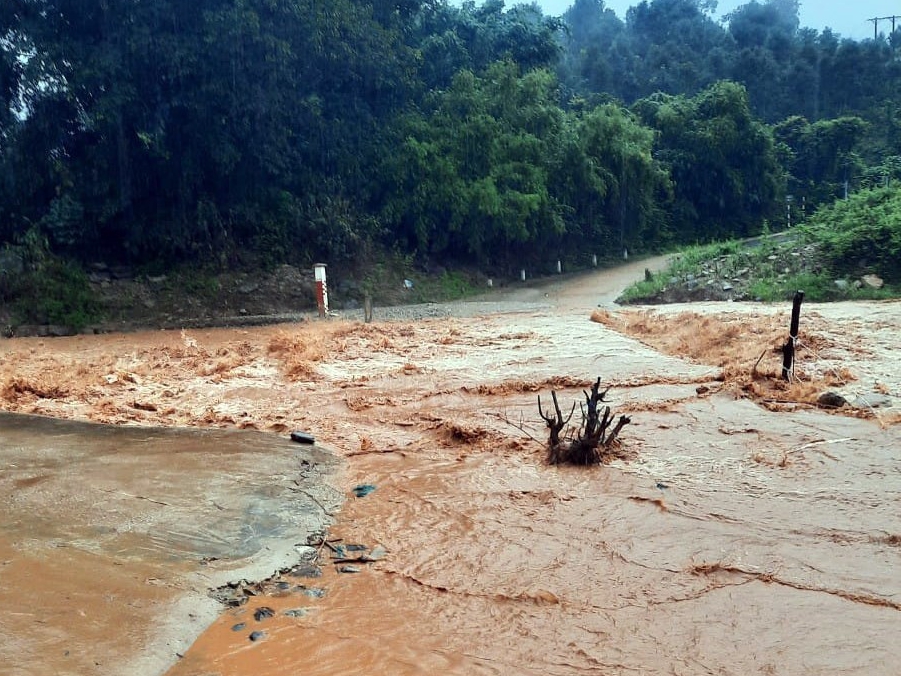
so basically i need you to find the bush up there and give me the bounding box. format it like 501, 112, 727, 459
805, 186, 901, 283
13, 257, 101, 330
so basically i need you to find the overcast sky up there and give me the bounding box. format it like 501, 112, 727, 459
527, 1, 900, 40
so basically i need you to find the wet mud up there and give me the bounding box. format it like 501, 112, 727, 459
1, 257, 899, 675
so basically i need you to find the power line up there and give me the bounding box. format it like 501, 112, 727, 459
868, 15, 901, 40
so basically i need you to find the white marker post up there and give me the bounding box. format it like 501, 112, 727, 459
314, 263, 328, 318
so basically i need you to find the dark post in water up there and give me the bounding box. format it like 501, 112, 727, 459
781, 290, 805, 381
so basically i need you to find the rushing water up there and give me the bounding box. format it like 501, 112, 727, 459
3, 259, 899, 675
170, 395, 901, 676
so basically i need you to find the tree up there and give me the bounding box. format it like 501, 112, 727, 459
636, 81, 783, 240
382, 61, 566, 267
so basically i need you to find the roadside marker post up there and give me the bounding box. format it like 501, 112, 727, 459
314, 264, 328, 318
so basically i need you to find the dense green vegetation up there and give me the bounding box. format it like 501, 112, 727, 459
2, 0, 901, 320
620, 186, 901, 303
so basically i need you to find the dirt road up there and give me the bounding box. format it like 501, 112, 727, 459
1, 259, 899, 675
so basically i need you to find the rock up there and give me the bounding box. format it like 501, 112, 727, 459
231, 623, 246, 632
147, 274, 167, 284
339, 565, 361, 574
735, 268, 750, 277
88, 271, 112, 284
108, 265, 133, 280
303, 587, 326, 598
852, 393, 893, 409
283, 608, 308, 618
834, 279, 849, 290
352, 484, 376, 498
363, 545, 387, 562
817, 392, 847, 409
249, 631, 265, 642
861, 274, 884, 289
0, 248, 26, 276
288, 563, 322, 579
253, 607, 275, 622
722, 283, 734, 292
290, 431, 315, 444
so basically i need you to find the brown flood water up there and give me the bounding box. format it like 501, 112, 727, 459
2, 258, 900, 675
170, 395, 901, 676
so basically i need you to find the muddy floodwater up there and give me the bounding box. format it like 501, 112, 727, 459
1, 258, 899, 675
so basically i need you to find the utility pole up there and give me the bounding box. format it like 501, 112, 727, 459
868, 15, 901, 40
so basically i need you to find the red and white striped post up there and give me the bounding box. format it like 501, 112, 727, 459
314, 263, 328, 318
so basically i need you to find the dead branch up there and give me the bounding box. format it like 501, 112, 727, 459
541, 378, 632, 466
538, 391, 574, 448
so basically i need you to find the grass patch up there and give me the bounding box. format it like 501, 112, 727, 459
618, 240, 745, 303
620, 191, 901, 304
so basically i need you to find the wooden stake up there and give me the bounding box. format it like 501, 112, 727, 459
781, 291, 804, 381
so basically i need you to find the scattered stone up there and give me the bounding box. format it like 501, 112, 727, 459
817, 392, 848, 409
834, 279, 849, 290
88, 271, 112, 284
861, 274, 884, 289
696, 385, 710, 395
363, 545, 387, 562
249, 631, 265, 642
238, 282, 260, 294
147, 274, 167, 284
345, 544, 368, 552
288, 563, 322, 579
283, 608, 308, 618
339, 565, 361, 574
253, 606, 275, 622
852, 393, 893, 409
275, 581, 291, 591
290, 431, 315, 445
656, 483, 669, 490
352, 484, 376, 498
303, 587, 326, 599
231, 623, 246, 632
721, 283, 733, 292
